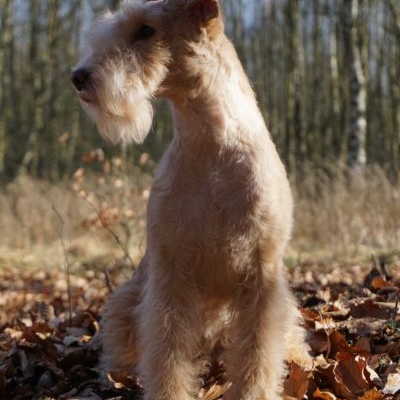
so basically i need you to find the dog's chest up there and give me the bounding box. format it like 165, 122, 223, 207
148, 145, 262, 281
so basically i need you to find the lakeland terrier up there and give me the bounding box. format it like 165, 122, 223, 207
71, 1, 310, 399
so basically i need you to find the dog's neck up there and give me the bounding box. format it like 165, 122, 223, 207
165, 35, 267, 150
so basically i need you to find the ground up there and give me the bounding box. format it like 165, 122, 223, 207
1, 256, 400, 400
0, 171, 399, 399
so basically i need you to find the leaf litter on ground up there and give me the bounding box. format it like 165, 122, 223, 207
0, 257, 400, 400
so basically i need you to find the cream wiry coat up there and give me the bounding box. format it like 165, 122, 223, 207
72, 1, 310, 400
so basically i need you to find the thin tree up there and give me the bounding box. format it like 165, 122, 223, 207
344, 0, 367, 169
387, 0, 400, 174
285, 0, 304, 173
0, 0, 13, 176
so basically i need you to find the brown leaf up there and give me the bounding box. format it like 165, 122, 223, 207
108, 371, 142, 391
314, 361, 352, 399
342, 318, 383, 337
313, 354, 372, 400
327, 331, 352, 359
324, 308, 351, 321
350, 300, 393, 319
284, 362, 311, 399
374, 340, 400, 356
59, 348, 98, 369
370, 276, 388, 291
61, 311, 100, 334
357, 388, 384, 400
327, 331, 370, 360
301, 308, 321, 322
312, 388, 337, 400
20, 329, 58, 359
335, 353, 371, 395
354, 337, 371, 353
308, 331, 329, 354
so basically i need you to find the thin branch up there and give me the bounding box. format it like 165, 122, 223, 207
81, 195, 135, 269
391, 290, 400, 320
104, 269, 115, 294
51, 201, 73, 326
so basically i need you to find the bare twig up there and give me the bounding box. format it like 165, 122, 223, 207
81, 195, 135, 268
51, 201, 73, 326
370, 253, 379, 269
104, 269, 115, 293
391, 290, 400, 320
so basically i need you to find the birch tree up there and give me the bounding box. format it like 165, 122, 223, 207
344, 0, 367, 169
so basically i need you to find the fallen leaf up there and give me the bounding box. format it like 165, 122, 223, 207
335, 353, 371, 395
313, 388, 337, 400
108, 371, 142, 391
327, 331, 352, 359
370, 276, 388, 290
357, 388, 384, 400
350, 300, 394, 319
354, 337, 371, 353
382, 367, 400, 395
308, 331, 329, 354
284, 362, 310, 399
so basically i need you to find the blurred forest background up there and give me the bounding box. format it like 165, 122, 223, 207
0, 0, 399, 265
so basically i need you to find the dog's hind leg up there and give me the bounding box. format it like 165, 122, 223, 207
102, 256, 147, 372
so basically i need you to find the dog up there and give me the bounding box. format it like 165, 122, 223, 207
71, 1, 310, 399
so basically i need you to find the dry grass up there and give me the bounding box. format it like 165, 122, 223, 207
291, 164, 400, 262
0, 164, 398, 270
0, 166, 151, 271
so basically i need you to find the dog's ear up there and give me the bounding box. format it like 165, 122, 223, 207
164, 0, 220, 25
188, 0, 219, 24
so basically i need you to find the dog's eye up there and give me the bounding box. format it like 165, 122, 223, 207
135, 25, 155, 40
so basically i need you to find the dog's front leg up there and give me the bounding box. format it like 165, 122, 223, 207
137, 264, 203, 400
224, 263, 291, 400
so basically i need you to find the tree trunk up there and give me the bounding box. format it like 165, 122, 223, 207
387, 0, 400, 176
344, 0, 367, 169
0, 0, 12, 176
328, 1, 341, 160
285, 0, 304, 173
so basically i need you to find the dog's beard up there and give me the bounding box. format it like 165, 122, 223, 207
83, 66, 155, 145
83, 99, 153, 145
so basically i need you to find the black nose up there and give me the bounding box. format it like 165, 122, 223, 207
71, 68, 90, 91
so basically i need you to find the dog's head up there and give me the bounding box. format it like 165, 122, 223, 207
71, 0, 224, 145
